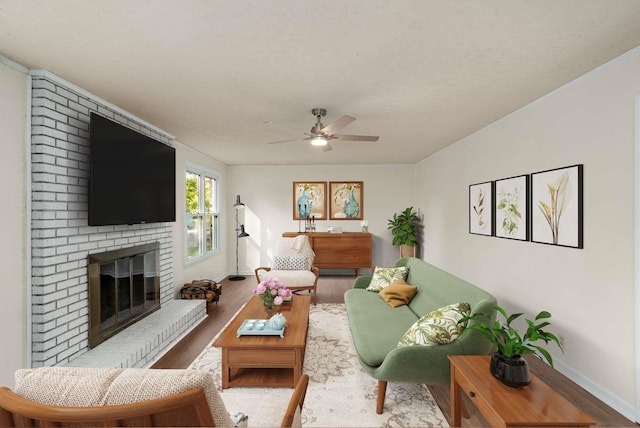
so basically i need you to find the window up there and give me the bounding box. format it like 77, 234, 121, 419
185, 166, 219, 261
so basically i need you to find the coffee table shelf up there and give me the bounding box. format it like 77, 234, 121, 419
226, 367, 294, 388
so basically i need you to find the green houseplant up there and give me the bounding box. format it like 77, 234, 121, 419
459, 305, 563, 387
387, 207, 423, 257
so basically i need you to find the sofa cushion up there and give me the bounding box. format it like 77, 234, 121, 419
258, 269, 316, 287
14, 367, 235, 428
401, 259, 490, 318
366, 266, 409, 292
378, 279, 417, 308
344, 288, 419, 367
14, 367, 123, 406
397, 302, 470, 347
104, 368, 233, 427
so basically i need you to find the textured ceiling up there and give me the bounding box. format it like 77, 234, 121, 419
2, 1, 640, 165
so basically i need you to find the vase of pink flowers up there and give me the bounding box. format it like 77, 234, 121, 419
253, 278, 292, 315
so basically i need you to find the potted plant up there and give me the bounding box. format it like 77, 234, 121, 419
387, 207, 423, 257
459, 305, 563, 387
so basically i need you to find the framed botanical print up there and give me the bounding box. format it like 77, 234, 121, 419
531, 164, 583, 248
494, 174, 529, 241
469, 181, 494, 236
293, 182, 327, 220
329, 181, 363, 220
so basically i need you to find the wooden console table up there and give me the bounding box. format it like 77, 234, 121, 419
282, 232, 372, 275
449, 355, 596, 427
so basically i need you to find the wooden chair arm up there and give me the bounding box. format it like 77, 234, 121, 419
281, 374, 309, 427
0, 386, 215, 427
254, 266, 271, 283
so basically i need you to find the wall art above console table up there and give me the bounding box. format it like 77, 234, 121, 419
292, 181, 364, 221
282, 232, 372, 275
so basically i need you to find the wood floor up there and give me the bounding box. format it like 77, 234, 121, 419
153, 275, 635, 427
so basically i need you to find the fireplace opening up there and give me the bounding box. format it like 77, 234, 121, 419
88, 243, 161, 348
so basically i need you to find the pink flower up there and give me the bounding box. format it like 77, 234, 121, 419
254, 284, 266, 295
254, 279, 290, 305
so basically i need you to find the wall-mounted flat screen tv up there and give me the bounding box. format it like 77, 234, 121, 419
89, 113, 176, 226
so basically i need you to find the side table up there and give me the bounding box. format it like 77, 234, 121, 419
448, 355, 596, 427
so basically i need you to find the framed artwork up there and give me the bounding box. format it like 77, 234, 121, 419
494, 174, 529, 241
531, 164, 583, 248
329, 181, 363, 220
293, 182, 327, 220
469, 181, 494, 236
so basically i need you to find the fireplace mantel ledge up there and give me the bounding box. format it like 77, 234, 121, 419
65, 299, 207, 368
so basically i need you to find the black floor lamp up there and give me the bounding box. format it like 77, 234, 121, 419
229, 194, 250, 281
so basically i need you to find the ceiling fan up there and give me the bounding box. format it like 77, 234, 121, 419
266, 108, 379, 152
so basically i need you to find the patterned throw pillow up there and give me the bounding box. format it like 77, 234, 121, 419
397, 303, 471, 347
272, 255, 308, 270
287, 255, 308, 270
366, 266, 409, 292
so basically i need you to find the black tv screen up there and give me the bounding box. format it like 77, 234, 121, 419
89, 113, 176, 226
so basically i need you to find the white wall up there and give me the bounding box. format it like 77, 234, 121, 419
171, 142, 229, 292
415, 48, 640, 417
227, 165, 416, 276
0, 61, 28, 387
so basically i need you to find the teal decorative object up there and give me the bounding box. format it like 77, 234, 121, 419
343, 189, 360, 218
297, 191, 312, 218
268, 313, 287, 330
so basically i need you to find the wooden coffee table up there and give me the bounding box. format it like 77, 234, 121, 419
449, 355, 596, 427
213, 295, 310, 389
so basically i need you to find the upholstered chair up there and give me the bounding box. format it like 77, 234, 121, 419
255, 235, 320, 305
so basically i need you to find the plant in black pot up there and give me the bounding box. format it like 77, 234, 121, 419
459, 305, 563, 387
387, 207, 423, 257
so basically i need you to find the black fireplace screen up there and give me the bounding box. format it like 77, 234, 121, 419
88, 243, 160, 348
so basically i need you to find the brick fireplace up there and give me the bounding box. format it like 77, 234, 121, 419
29, 71, 179, 367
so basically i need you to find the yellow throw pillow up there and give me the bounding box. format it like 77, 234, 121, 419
379, 279, 418, 308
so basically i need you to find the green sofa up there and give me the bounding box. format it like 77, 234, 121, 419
344, 257, 497, 414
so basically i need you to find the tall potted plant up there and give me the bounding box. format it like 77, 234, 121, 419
459, 305, 563, 387
387, 207, 423, 257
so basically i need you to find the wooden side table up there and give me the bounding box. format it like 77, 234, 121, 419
449, 355, 596, 427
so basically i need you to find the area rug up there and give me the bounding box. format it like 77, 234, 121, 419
189, 303, 448, 427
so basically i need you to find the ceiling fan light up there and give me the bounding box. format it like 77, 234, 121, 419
311, 136, 328, 146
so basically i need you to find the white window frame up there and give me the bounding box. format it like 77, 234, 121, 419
184, 162, 220, 264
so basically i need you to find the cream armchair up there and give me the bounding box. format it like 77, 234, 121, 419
255, 236, 320, 305
1, 367, 309, 427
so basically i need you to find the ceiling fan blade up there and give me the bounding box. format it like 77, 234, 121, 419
267, 138, 301, 144
331, 134, 379, 142
321, 115, 356, 135
263, 121, 301, 136
320, 143, 333, 152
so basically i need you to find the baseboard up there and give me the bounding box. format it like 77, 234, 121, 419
554, 358, 636, 422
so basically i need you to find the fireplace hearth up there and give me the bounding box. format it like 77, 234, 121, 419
88, 243, 161, 348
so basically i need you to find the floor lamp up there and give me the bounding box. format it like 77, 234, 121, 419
229, 195, 250, 281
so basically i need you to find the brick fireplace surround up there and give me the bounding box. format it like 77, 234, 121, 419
30, 71, 205, 368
